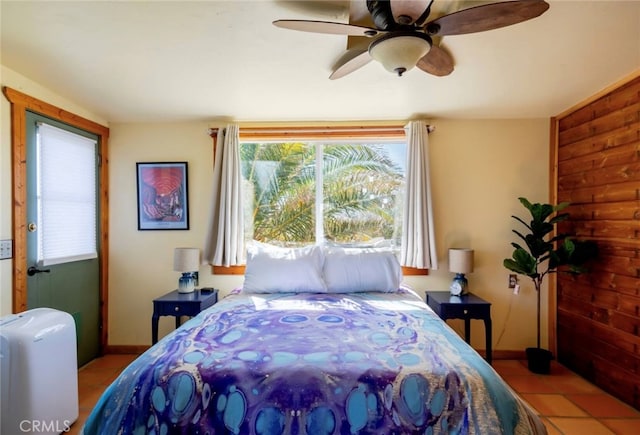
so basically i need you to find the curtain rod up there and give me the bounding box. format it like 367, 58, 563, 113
208, 124, 434, 137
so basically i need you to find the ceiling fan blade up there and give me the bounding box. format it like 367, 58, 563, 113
330, 50, 373, 80
425, 0, 549, 36
273, 20, 382, 37
417, 44, 454, 77
390, 0, 433, 25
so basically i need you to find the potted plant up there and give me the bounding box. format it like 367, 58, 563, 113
503, 197, 598, 374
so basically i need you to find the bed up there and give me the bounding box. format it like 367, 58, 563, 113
83, 246, 546, 434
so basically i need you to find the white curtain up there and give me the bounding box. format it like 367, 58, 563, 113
204, 124, 245, 266
400, 120, 438, 269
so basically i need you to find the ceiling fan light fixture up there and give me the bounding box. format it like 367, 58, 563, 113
369, 32, 432, 76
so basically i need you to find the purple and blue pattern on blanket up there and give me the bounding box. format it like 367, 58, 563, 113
84, 290, 527, 434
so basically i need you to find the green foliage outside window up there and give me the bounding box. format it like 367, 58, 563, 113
240, 142, 405, 247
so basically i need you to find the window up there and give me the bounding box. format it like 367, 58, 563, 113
207, 124, 434, 275
240, 140, 406, 249
36, 122, 98, 266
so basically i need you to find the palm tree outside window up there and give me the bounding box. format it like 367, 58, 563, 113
240, 141, 406, 249
205, 123, 436, 274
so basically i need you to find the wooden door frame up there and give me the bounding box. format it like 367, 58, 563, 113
3, 87, 110, 352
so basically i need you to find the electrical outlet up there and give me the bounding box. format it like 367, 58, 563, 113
0, 239, 13, 260
508, 274, 517, 288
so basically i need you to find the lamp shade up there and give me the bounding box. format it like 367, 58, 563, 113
449, 249, 474, 274
369, 32, 432, 76
173, 248, 200, 272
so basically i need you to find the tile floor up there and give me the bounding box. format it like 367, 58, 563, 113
492, 360, 640, 434
69, 355, 640, 434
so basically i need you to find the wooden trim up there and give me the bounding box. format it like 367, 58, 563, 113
212, 265, 245, 275
469, 349, 524, 361
5, 93, 30, 314
3, 88, 110, 135
104, 344, 148, 355
2, 87, 110, 353
212, 265, 427, 276
492, 349, 527, 360
548, 116, 560, 356
554, 69, 640, 119
402, 267, 429, 276
208, 124, 434, 141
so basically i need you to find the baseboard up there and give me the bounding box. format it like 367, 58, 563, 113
491, 349, 527, 360
104, 344, 149, 355
474, 349, 527, 360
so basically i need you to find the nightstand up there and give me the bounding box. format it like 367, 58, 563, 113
152, 288, 218, 344
425, 291, 492, 364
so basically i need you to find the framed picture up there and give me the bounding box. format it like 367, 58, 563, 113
136, 162, 189, 230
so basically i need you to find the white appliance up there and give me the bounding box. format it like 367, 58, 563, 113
0, 308, 79, 435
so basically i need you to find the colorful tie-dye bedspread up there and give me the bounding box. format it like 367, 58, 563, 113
82, 289, 545, 434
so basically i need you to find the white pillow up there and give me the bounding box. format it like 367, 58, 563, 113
323, 247, 402, 293
242, 243, 327, 293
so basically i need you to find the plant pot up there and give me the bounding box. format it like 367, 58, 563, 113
526, 347, 553, 374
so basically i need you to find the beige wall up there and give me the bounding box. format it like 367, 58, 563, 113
109, 118, 550, 349
1, 65, 550, 352
424, 119, 550, 351
108, 122, 223, 343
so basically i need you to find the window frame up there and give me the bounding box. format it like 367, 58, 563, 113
209, 125, 427, 276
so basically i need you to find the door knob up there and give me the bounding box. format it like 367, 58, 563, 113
27, 266, 51, 276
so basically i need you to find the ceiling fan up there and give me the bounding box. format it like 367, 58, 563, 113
273, 0, 550, 79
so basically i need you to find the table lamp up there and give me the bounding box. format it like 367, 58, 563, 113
449, 248, 474, 296
173, 247, 200, 293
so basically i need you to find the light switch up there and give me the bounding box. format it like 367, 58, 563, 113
0, 240, 13, 260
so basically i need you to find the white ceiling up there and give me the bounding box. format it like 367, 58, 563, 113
2, 0, 639, 123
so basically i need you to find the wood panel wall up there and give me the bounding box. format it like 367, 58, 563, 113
552, 73, 640, 409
